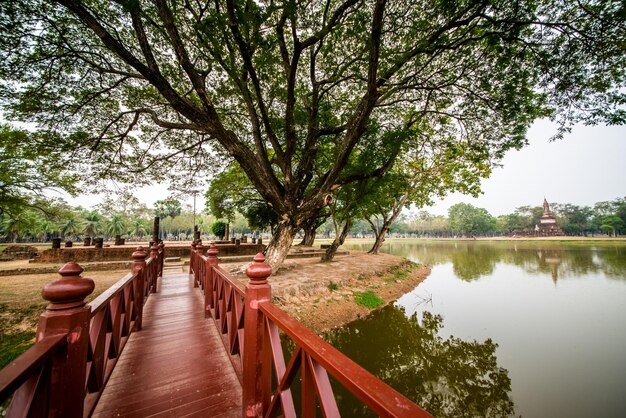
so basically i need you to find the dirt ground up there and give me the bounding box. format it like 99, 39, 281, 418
0, 251, 430, 356
224, 250, 431, 333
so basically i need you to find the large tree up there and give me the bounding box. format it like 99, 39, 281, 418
448, 203, 497, 237
1, 1, 624, 266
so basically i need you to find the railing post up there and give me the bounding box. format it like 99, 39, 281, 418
189, 241, 197, 274
242, 253, 272, 417
131, 246, 147, 331
158, 242, 165, 277
194, 241, 203, 288
9, 262, 94, 418
150, 243, 159, 293
204, 244, 219, 318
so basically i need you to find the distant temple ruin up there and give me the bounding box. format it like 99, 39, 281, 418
535, 198, 563, 236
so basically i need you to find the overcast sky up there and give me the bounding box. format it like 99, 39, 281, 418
64, 119, 625, 216
422, 119, 626, 216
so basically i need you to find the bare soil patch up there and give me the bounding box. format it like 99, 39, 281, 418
225, 250, 431, 333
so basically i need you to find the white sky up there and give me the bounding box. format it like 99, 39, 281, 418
422, 119, 626, 216
64, 119, 625, 216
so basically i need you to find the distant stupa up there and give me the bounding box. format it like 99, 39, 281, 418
535, 198, 563, 236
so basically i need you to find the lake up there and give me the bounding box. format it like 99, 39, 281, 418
325, 240, 626, 417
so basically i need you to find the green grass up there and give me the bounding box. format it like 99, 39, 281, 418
0, 331, 36, 369
354, 291, 384, 308
327, 281, 339, 291
0, 304, 41, 369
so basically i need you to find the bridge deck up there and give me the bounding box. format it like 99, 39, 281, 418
92, 267, 242, 417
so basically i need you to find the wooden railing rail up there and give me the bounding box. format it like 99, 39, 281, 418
0, 334, 67, 404
258, 301, 431, 418
0, 244, 164, 418
189, 244, 432, 417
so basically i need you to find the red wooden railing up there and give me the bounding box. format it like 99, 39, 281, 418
0, 244, 164, 418
190, 242, 432, 417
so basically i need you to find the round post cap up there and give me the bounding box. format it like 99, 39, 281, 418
132, 246, 147, 261
245, 253, 272, 283
42, 262, 95, 310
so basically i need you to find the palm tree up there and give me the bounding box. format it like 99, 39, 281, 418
130, 218, 149, 239
0, 211, 37, 242
60, 215, 81, 240
34, 218, 55, 242
106, 214, 128, 239
83, 210, 102, 243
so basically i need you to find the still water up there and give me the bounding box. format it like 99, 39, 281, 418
327, 240, 626, 417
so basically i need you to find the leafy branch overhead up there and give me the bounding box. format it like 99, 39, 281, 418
0, 0, 624, 265
0, 125, 79, 216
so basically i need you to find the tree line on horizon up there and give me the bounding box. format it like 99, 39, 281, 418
386, 198, 626, 238
2, 194, 624, 246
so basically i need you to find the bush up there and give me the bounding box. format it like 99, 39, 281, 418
211, 221, 226, 239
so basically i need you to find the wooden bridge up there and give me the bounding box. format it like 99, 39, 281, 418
0, 242, 432, 417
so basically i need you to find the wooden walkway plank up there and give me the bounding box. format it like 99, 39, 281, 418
92, 270, 242, 418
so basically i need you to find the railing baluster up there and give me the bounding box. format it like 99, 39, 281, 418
131, 247, 147, 330
150, 243, 160, 292
194, 241, 203, 288
205, 245, 219, 318
242, 253, 272, 418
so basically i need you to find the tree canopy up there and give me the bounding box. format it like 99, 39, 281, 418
0, 125, 78, 216
1, 0, 624, 264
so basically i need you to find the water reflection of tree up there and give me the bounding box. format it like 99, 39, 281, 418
346, 241, 626, 282
449, 245, 500, 280
324, 306, 515, 417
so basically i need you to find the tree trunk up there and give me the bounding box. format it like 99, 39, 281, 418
368, 193, 409, 255
368, 220, 391, 254
264, 222, 297, 268
297, 220, 317, 247
322, 219, 352, 262
225, 223, 230, 241
301, 227, 316, 246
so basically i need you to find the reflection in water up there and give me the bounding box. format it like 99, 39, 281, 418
345, 241, 626, 284
337, 240, 626, 417
324, 306, 515, 417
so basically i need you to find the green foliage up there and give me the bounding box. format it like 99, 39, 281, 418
211, 221, 227, 240
600, 215, 624, 237
1, 0, 623, 266
204, 162, 277, 233
130, 218, 149, 237
59, 215, 81, 238
105, 214, 128, 237
244, 203, 278, 232
448, 203, 498, 236
83, 210, 102, 238
327, 281, 339, 292
154, 199, 182, 221
354, 291, 385, 309
0, 125, 78, 217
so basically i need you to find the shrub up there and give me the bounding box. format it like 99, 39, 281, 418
211, 221, 226, 239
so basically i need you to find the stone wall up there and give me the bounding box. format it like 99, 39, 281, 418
34, 243, 265, 263
1, 245, 41, 261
